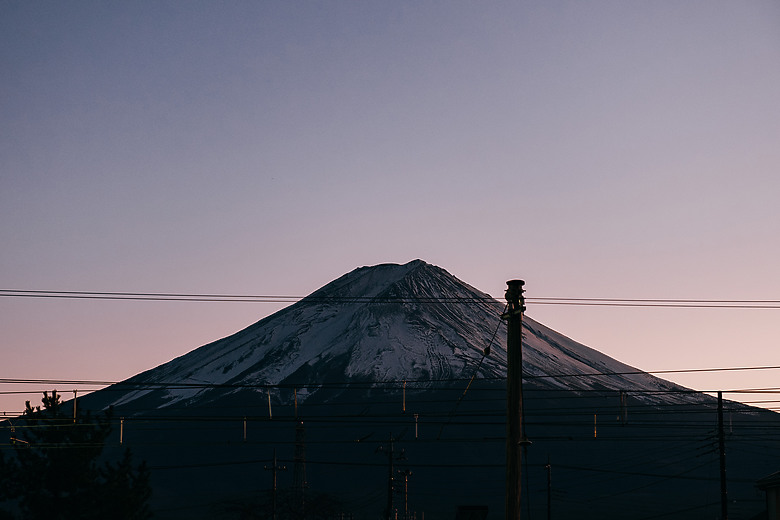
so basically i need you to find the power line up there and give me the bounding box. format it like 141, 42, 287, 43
529, 297, 780, 309
2, 364, 780, 389
3, 289, 780, 308
0, 289, 496, 304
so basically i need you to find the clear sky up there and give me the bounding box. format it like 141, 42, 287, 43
2, 1, 780, 414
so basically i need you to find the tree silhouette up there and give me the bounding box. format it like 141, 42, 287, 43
0, 390, 151, 520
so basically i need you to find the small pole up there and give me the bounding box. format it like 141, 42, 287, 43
294, 388, 298, 419
400, 468, 412, 520
265, 448, 286, 520
378, 433, 397, 520
619, 390, 628, 424
73, 390, 77, 423
387, 434, 395, 520
243, 417, 247, 442
414, 413, 419, 439
594, 413, 597, 439
546, 457, 552, 520
718, 391, 728, 520
120, 417, 124, 444
272, 449, 279, 520
268, 389, 273, 419
403, 380, 407, 413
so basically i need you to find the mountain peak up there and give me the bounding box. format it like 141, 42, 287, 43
306, 259, 431, 301
106, 260, 695, 410
307, 260, 492, 307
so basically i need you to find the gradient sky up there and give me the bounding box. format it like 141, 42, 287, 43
2, 1, 780, 414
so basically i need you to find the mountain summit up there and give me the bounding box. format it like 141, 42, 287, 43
109, 260, 687, 411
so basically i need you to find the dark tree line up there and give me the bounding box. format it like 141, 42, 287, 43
0, 391, 151, 520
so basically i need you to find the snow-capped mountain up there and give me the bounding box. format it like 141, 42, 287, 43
72, 260, 779, 520
107, 259, 692, 411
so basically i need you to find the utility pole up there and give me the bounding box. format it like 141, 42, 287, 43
265, 448, 286, 520
504, 279, 526, 520
545, 457, 551, 520
619, 390, 628, 425
378, 433, 406, 520
384, 434, 396, 520
718, 391, 728, 520
293, 421, 307, 520
399, 468, 413, 520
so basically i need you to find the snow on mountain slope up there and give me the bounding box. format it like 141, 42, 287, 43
109, 260, 696, 409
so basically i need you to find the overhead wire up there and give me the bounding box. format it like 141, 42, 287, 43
437, 303, 507, 439
5, 398, 779, 442
0, 289, 496, 304
3, 289, 780, 308
3, 288, 778, 409
2, 363, 780, 390
529, 297, 780, 309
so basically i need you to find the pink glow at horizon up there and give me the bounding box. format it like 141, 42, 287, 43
2, 1, 780, 414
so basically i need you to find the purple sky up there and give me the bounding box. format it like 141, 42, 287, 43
2, 1, 780, 414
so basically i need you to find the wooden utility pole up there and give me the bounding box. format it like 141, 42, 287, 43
718, 391, 728, 520
400, 468, 413, 520
505, 279, 526, 520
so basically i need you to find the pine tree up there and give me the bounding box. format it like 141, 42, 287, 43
0, 390, 151, 520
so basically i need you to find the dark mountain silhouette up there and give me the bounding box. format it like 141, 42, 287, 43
66, 260, 780, 519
